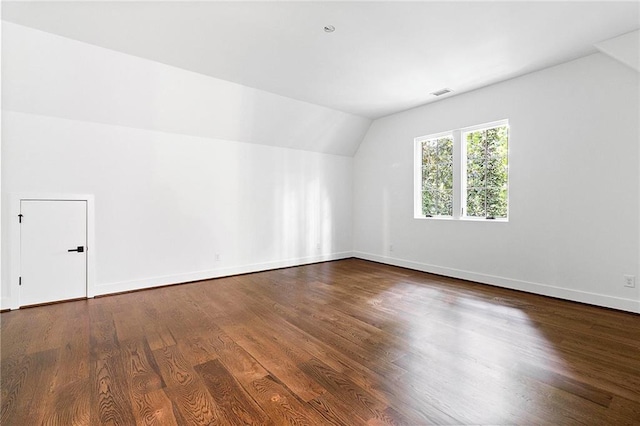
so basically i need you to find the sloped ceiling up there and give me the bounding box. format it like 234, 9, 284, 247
595, 30, 640, 72
3, 21, 372, 156
3, 1, 639, 119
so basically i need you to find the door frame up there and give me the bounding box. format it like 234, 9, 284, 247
8, 193, 96, 310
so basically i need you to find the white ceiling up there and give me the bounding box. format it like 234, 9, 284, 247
2, 1, 639, 119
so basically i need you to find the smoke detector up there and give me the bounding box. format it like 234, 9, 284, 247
324, 25, 336, 33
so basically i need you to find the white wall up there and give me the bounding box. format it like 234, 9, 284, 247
0, 16, 3, 308
1, 22, 359, 308
353, 52, 640, 313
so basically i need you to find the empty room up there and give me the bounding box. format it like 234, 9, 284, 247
1, 1, 640, 424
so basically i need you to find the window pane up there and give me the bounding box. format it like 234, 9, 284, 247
487, 126, 509, 157
422, 189, 453, 216
422, 140, 437, 164
420, 135, 453, 217
466, 158, 485, 188
464, 124, 508, 219
438, 162, 453, 190
422, 164, 437, 187
486, 187, 508, 218
486, 158, 507, 188
466, 131, 485, 160
422, 190, 436, 216
436, 189, 453, 216
466, 188, 485, 217
437, 137, 453, 160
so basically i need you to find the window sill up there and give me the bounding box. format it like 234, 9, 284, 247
460, 217, 508, 223
414, 216, 508, 223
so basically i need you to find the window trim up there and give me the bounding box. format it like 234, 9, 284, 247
414, 119, 510, 222
460, 119, 509, 135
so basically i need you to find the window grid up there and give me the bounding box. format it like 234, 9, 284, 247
415, 120, 509, 221
463, 125, 509, 219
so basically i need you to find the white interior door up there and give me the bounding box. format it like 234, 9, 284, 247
20, 200, 87, 306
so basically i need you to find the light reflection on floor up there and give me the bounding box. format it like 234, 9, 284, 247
370, 281, 569, 424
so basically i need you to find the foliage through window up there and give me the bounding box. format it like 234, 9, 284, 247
464, 125, 509, 219
415, 120, 509, 220
421, 136, 453, 217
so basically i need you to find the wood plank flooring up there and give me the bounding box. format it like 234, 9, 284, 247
2, 258, 640, 425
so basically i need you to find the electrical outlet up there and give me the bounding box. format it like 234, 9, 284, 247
316, 243, 321, 250
215, 253, 220, 261
624, 275, 635, 288
389, 244, 394, 252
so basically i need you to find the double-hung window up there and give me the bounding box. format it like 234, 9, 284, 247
415, 120, 509, 220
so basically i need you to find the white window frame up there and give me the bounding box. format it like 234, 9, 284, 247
414, 119, 509, 222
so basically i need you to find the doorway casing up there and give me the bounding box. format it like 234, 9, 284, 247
7, 193, 96, 310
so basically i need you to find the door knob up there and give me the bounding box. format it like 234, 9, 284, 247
68, 246, 85, 253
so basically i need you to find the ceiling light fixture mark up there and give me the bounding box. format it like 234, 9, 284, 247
324, 25, 335, 33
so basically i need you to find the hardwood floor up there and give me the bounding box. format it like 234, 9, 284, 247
2, 258, 640, 425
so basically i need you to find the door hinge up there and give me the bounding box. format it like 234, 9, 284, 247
18, 214, 23, 223
19, 277, 22, 286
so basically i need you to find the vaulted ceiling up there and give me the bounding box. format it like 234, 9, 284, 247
3, 1, 639, 119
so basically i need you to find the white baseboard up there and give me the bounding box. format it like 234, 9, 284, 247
7, 251, 638, 315
353, 251, 640, 314
0, 297, 15, 311
91, 251, 354, 297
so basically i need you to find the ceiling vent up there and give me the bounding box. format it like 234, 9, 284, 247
431, 88, 452, 96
